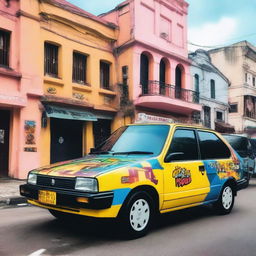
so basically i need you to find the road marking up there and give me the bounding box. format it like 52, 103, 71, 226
28, 249, 46, 256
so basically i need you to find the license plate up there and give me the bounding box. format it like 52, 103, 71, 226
38, 190, 56, 205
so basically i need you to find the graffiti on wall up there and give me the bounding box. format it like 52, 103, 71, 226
24, 120, 37, 152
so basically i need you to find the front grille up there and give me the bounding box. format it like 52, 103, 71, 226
37, 175, 76, 190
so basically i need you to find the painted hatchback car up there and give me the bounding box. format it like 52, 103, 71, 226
20, 124, 243, 238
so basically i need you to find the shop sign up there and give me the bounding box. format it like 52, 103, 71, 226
136, 113, 174, 123
0, 94, 26, 106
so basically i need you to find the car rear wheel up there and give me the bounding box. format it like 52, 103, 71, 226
118, 191, 154, 239
214, 184, 234, 215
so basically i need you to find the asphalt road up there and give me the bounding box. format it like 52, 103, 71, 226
1, 180, 256, 256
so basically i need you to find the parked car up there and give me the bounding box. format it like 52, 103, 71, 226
21, 124, 244, 238
249, 138, 256, 176
222, 134, 255, 185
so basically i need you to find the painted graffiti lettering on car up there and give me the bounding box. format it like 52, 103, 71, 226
172, 166, 192, 187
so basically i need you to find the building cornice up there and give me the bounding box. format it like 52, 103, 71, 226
40, 12, 117, 42
16, 10, 40, 22
0, 67, 22, 79
41, 0, 118, 29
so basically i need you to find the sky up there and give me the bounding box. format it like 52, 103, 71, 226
68, 0, 256, 51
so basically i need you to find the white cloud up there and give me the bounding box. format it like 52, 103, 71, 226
188, 17, 238, 51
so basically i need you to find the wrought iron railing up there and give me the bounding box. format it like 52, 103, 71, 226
141, 80, 200, 103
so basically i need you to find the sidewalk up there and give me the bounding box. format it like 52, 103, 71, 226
0, 178, 26, 206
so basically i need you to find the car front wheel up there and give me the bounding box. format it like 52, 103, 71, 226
118, 191, 154, 239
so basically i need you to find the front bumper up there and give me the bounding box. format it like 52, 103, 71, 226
20, 184, 114, 210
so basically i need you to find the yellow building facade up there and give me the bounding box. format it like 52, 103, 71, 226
20, 0, 126, 168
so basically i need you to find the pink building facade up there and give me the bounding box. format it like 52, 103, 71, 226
102, 0, 201, 122
0, 0, 43, 178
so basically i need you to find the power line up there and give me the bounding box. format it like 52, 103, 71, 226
188, 32, 256, 49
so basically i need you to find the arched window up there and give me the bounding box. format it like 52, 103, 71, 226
175, 65, 184, 99
140, 53, 149, 94
159, 59, 166, 95
210, 79, 215, 99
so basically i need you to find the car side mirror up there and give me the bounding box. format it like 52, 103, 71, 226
165, 152, 185, 162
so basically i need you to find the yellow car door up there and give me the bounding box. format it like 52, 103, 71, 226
161, 128, 210, 212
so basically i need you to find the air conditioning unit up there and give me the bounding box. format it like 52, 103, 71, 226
160, 32, 168, 39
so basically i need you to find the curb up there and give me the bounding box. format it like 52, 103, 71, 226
0, 196, 27, 206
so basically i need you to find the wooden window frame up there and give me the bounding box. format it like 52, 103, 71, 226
0, 30, 10, 67
44, 42, 59, 77
100, 61, 111, 90
72, 52, 87, 85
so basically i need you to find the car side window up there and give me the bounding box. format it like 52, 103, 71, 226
198, 131, 231, 160
165, 129, 199, 162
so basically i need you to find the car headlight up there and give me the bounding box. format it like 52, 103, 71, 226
28, 173, 37, 185
75, 178, 98, 192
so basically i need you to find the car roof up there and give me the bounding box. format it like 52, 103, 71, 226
223, 134, 248, 138
130, 122, 216, 131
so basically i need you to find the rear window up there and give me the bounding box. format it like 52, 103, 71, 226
198, 131, 231, 160
223, 135, 249, 157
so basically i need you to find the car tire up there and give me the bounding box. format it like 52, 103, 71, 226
245, 172, 251, 188
214, 183, 235, 215
118, 191, 154, 239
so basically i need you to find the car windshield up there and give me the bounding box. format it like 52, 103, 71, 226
92, 125, 170, 156
223, 135, 249, 157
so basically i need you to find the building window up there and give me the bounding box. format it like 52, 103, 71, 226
203, 106, 211, 128
229, 103, 238, 113
72, 52, 87, 84
216, 111, 223, 121
0, 30, 10, 67
253, 77, 255, 86
100, 61, 110, 90
122, 66, 128, 85
210, 79, 215, 99
194, 74, 200, 103
245, 73, 248, 83
44, 42, 59, 77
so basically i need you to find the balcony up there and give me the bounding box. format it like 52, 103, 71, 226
135, 80, 201, 114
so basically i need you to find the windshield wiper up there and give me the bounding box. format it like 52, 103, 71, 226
113, 151, 154, 155
89, 151, 113, 155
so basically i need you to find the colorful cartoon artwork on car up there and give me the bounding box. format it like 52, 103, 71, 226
33, 156, 162, 180
172, 166, 192, 187
121, 167, 158, 185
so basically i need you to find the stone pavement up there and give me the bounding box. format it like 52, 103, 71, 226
0, 178, 26, 206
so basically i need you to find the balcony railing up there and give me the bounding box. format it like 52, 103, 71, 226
141, 80, 200, 103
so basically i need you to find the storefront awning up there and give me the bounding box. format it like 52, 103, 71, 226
94, 113, 114, 120
215, 121, 235, 133
44, 105, 97, 121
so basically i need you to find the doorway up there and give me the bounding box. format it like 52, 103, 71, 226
0, 110, 10, 177
50, 118, 83, 164
93, 119, 112, 148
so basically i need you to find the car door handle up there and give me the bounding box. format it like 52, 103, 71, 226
199, 165, 205, 174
